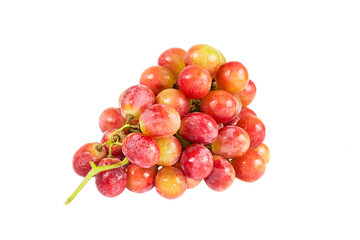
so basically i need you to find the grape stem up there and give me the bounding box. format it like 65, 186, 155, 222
190, 99, 201, 112
109, 124, 131, 141
174, 132, 191, 148
64, 157, 129, 205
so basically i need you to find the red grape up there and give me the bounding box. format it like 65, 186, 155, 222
237, 115, 265, 149
73, 142, 106, 177
156, 89, 190, 117
173, 161, 202, 189
95, 158, 127, 197
200, 90, 237, 123
215, 61, 249, 93
211, 126, 250, 159
100, 128, 124, 159
126, 164, 158, 193
122, 132, 160, 168
66, 44, 270, 204
139, 66, 176, 95
177, 65, 212, 99
139, 104, 181, 138
232, 94, 242, 117
205, 155, 235, 191
158, 48, 186, 78
185, 44, 222, 78
155, 136, 182, 166
155, 166, 187, 199
120, 84, 155, 120
180, 144, 213, 180
179, 112, 218, 145
253, 143, 270, 164
223, 107, 256, 126
231, 151, 266, 182
234, 79, 256, 107
99, 107, 126, 133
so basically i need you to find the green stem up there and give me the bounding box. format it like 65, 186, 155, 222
109, 124, 130, 141
101, 141, 110, 147
108, 143, 113, 158
64, 158, 129, 205
174, 132, 191, 148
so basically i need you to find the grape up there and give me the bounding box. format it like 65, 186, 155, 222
99, 107, 126, 133
66, 44, 270, 204
100, 128, 124, 159
205, 155, 235, 191
155, 136, 182, 166
139, 66, 176, 96
179, 112, 218, 145
239, 107, 257, 118
237, 115, 265, 149
173, 160, 202, 189
156, 88, 190, 117
186, 178, 201, 189
215, 61, 249, 93
253, 143, 270, 164
185, 44, 222, 78
122, 132, 160, 168
177, 65, 212, 99
180, 144, 213, 180
95, 158, 127, 197
158, 48, 186, 78
139, 104, 181, 138
223, 107, 256, 126
200, 90, 237, 123
155, 166, 187, 199
231, 151, 266, 182
126, 164, 158, 193
72, 142, 106, 177
211, 126, 250, 159
120, 84, 155, 120
218, 49, 226, 65
232, 94, 242, 118
234, 79, 256, 107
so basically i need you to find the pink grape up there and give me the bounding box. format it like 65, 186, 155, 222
179, 112, 218, 145
126, 164, 158, 193
139, 104, 181, 138
158, 48, 186, 78
185, 44, 222, 78
180, 144, 213, 180
140, 66, 176, 95
120, 84, 155, 120
200, 90, 237, 123
215, 61, 249, 93
73, 142, 106, 177
95, 158, 127, 197
99, 107, 126, 133
177, 65, 212, 99
156, 88, 190, 117
205, 155, 235, 191
122, 132, 160, 168
211, 126, 250, 159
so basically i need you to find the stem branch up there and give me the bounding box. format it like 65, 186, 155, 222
64, 158, 129, 205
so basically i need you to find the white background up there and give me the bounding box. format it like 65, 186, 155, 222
1, 0, 359, 239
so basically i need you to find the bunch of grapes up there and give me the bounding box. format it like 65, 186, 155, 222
65, 44, 270, 205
